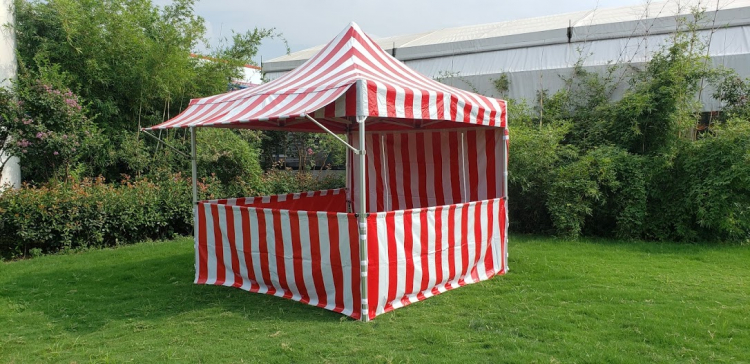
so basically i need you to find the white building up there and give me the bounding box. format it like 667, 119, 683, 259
263, 0, 750, 111
1, 0, 21, 190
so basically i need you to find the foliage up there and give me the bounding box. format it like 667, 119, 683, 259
196, 128, 263, 197
0, 174, 223, 259
10, 0, 276, 181
0, 72, 105, 182
500, 10, 749, 242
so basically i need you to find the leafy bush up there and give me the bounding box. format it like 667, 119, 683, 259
0, 174, 223, 259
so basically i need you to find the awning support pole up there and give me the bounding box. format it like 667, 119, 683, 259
141, 129, 190, 158
303, 114, 359, 154
356, 115, 369, 322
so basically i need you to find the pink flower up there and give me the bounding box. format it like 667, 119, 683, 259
53, 151, 59, 155
307, 148, 314, 155
22, 149, 27, 153
62, 134, 68, 140
22, 118, 32, 125
71, 148, 76, 152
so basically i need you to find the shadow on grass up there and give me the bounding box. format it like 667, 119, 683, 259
0, 249, 345, 335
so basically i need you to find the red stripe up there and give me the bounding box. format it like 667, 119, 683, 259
385, 133, 399, 210
210, 204, 226, 286
272, 210, 292, 299
386, 212, 398, 306
459, 204, 470, 285
345, 86, 357, 117
385, 85, 397, 117
434, 206, 444, 287
476, 107, 485, 126
404, 89, 414, 119
471, 202, 483, 282
371, 133, 385, 212
485, 130, 498, 199
484, 199, 496, 276
402, 210, 414, 305
225, 206, 243, 288
348, 215, 361, 320
499, 201, 507, 273
431, 132, 445, 206
367, 81, 379, 116
463, 102, 472, 123
446, 205, 457, 282
448, 132, 462, 204
436, 93, 445, 120
239, 207, 259, 292
417, 208, 429, 300
466, 130, 480, 201
400, 133, 414, 209
308, 212, 327, 308
449, 95, 458, 121
197, 203, 208, 284
366, 215, 379, 320
327, 214, 345, 313
415, 132, 428, 208
289, 212, 310, 303
256, 209, 276, 295
324, 101, 336, 118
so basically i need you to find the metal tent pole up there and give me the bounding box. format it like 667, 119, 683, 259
503, 127, 509, 272
357, 115, 369, 322
190, 126, 198, 207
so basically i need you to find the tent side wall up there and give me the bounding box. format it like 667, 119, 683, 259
365, 197, 507, 319
194, 189, 362, 319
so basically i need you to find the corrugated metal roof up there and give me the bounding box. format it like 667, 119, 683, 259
265, 0, 750, 72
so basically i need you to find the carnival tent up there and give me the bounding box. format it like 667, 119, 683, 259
145, 22, 508, 321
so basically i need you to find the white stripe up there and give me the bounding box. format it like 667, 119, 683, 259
234, 206, 252, 291
406, 133, 421, 208
263, 209, 284, 296
280, 210, 299, 300
452, 205, 463, 285
410, 211, 423, 302
204, 203, 218, 285
440, 207, 451, 287
392, 134, 406, 210
338, 214, 354, 316
317, 213, 337, 311
464, 202, 476, 284
297, 212, 319, 306
249, 209, 267, 294
217, 206, 235, 287
426, 207, 437, 294
376, 214, 389, 316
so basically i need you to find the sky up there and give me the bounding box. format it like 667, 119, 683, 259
154, 0, 649, 64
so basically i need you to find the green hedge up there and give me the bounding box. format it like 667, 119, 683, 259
0, 170, 346, 259
0, 174, 219, 259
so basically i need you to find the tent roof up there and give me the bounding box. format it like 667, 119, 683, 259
146, 22, 506, 132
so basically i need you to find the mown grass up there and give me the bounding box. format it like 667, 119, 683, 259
1, 236, 748, 363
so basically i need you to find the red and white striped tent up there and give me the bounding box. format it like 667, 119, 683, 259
146, 22, 508, 321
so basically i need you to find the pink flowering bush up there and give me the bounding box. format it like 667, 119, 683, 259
0, 77, 102, 182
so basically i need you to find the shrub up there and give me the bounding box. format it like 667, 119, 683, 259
0, 174, 223, 259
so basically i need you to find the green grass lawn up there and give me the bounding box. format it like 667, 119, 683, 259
1, 236, 748, 363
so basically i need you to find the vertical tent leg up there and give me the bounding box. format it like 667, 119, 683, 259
190, 127, 198, 222
503, 127, 509, 272
357, 116, 369, 322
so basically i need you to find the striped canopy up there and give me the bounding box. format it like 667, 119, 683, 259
146, 22, 507, 132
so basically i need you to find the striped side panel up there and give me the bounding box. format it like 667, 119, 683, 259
195, 203, 361, 319
365, 198, 506, 320
351, 129, 503, 213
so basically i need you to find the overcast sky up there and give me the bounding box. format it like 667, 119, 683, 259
155, 0, 649, 64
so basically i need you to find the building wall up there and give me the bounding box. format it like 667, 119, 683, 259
1, 0, 21, 190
